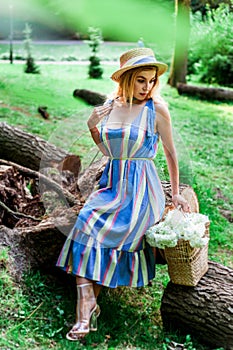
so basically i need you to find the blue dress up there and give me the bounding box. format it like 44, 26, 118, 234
57, 98, 165, 288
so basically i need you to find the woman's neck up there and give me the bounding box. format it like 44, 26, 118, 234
132, 97, 141, 104
128, 97, 147, 105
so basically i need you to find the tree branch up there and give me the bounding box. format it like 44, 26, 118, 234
0, 199, 41, 221
0, 159, 77, 206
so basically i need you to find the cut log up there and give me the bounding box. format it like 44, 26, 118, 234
0, 122, 80, 172
160, 261, 233, 350
177, 83, 233, 101
73, 89, 107, 105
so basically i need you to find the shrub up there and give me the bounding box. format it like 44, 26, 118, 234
0, 52, 10, 60
23, 23, 40, 74
88, 55, 103, 78
24, 56, 40, 74
201, 54, 233, 86
188, 4, 233, 87
85, 27, 103, 79
40, 55, 56, 61
14, 51, 25, 60
61, 55, 78, 61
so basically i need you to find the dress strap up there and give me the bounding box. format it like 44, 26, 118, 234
146, 98, 156, 137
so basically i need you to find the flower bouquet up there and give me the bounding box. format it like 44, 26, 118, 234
146, 209, 210, 286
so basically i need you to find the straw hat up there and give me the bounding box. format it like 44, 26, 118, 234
111, 47, 168, 82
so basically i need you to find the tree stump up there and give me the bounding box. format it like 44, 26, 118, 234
161, 261, 233, 350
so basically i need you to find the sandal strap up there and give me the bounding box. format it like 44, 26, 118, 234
76, 282, 92, 288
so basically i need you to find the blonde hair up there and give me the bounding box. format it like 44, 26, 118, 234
113, 66, 162, 107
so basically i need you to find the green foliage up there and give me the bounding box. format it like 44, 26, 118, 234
88, 55, 104, 79
164, 334, 197, 350
85, 27, 103, 54
24, 56, 40, 74
85, 27, 103, 79
61, 55, 78, 61
188, 4, 233, 86
23, 23, 40, 74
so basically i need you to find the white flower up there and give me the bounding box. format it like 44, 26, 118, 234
190, 235, 209, 248
145, 210, 209, 248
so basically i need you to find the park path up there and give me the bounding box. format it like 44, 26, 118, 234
0, 59, 117, 65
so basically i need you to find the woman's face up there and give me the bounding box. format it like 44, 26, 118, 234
133, 69, 156, 101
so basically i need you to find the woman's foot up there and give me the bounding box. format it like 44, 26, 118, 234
66, 283, 100, 341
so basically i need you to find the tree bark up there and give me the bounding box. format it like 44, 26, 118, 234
177, 82, 233, 101
161, 261, 233, 350
168, 0, 191, 87
0, 122, 80, 171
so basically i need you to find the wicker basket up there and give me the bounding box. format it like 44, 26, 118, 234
164, 223, 210, 286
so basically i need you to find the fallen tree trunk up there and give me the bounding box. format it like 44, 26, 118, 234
73, 89, 107, 105
177, 83, 233, 101
161, 261, 233, 350
0, 122, 80, 171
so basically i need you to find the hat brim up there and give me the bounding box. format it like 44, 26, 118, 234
111, 62, 168, 82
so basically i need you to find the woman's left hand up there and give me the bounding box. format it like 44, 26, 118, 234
87, 104, 113, 130
172, 194, 190, 213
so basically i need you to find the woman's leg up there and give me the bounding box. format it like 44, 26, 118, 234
77, 278, 102, 298
66, 277, 100, 341
93, 282, 102, 298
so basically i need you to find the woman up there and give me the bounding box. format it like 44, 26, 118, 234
57, 47, 189, 341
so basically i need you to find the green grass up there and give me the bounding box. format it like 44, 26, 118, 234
0, 45, 232, 350
1, 251, 203, 350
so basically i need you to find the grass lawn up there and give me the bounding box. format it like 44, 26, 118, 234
0, 45, 232, 350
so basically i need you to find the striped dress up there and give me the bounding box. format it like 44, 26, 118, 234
56, 98, 165, 288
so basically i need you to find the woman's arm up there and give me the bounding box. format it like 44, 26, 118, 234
155, 103, 189, 212
87, 104, 113, 154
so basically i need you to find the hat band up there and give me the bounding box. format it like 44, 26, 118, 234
121, 55, 157, 69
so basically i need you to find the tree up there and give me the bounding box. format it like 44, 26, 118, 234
168, 0, 191, 87
23, 23, 40, 74
85, 27, 103, 79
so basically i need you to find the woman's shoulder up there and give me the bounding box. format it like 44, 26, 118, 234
153, 100, 170, 121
